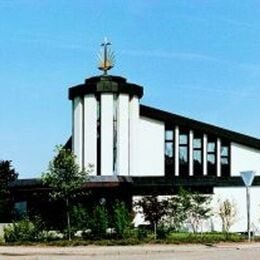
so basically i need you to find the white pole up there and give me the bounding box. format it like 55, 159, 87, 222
246, 186, 251, 242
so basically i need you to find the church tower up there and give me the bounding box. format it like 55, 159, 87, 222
68, 39, 143, 176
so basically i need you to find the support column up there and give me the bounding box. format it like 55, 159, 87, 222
73, 96, 83, 170
129, 96, 139, 175
203, 134, 207, 176
217, 138, 221, 177
189, 130, 194, 176
174, 126, 179, 176
101, 93, 113, 175
83, 94, 97, 175
117, 94, 129, 175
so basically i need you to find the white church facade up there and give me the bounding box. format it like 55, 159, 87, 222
11, 41, 260, 233
66, 73, 260, 232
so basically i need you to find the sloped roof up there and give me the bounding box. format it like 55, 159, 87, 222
140, 105, 260, 150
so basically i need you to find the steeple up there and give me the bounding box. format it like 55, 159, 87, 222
98, 37, 115, 76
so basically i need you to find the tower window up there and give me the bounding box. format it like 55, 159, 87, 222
113, 94, 118, 174
96, 96, 101, 175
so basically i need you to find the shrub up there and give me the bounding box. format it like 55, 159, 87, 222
113, 201, 132, 238
4, 219, 38, 242
90, 205, 108, 239
71, 204, 91, 232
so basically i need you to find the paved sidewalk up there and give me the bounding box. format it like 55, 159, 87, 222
0, 243, 260, 259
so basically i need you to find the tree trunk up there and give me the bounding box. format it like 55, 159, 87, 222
66, 198, 72, 241
154, 222, 157, 240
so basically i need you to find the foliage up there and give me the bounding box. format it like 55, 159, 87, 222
70, 204, 91, 232
41, 145, 90, 240
135, 195, 168, 239
187, 192, 212, 233
217, 199, 237, 234
4, 219, 38, 242
167, 188, 192, 231
0, 160, 18, 222
90, 204, 109, 239
167, 232, 243, 244
113, 201, 132, 238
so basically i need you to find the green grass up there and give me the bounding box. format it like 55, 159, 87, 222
166, 232, 244, 244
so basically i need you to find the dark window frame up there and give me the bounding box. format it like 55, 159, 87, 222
207, 136, 217, 176
165, 128, 175, 177
193, 132, 203, 176
179, 128, 189, 177
220, 140, 231, 177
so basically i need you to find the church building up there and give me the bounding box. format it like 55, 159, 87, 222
11, 41, 260, 232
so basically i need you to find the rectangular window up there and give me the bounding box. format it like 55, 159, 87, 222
179, 129, 189, 177
193, 133, 203, 176
221, 140, 230, 177
165, 129, 174, 177
113, 94, 118, 174
96, 96, 101, 175
207, 136, 217, 176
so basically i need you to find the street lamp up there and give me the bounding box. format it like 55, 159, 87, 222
240, 170, 255, 242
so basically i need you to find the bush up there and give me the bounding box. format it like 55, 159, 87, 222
157, 225, 170, 239
90, 205, 108, 239
137, 225, 151, 240
113, 201, 132, 239
71, 204, 91, 233
38, 230, 64, 242
4, 219, 38, 242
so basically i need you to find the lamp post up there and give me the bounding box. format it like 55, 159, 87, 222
240, 170, 255, 242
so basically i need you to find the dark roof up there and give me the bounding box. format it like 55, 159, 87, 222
140, 105, 260, 150
69, 75, 143, 100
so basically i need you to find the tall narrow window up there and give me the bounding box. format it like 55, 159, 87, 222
179, 129, 189, 177
165, 129, 174, 176
207, 136, 217, 176
221, 140, 230, 177
113, 94, 118, 174
193, 133, 203, 176
96, 95, 101, 175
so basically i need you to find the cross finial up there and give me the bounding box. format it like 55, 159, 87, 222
98, 37, 115, 75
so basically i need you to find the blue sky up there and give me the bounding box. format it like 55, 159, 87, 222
0, 0, 259, 178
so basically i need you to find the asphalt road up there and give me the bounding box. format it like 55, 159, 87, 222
0, 243, 260, 259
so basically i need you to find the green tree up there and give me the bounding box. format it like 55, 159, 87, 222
113, 201, 132, 238
42, 145, 89, 240
167, 188, 192, 231
188, 192, 212, 233
135, 195, 168, 239
0, 160, 18, 222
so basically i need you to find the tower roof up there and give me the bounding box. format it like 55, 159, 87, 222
69, 75, 144, 100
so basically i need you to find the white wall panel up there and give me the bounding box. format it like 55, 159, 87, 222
136, 117, 165, 176
217, 138, 221, 177
129, 96, 139, 175
175, 126, 179, 176
73, 97, 83, 169
83, 94, 97, 175
117, 94, 129, 175
203, 134, 207, 176
189, 130, 193, 176
211, 187, 260, 233
101, 94, 113, 176
231, 143, 260, 176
